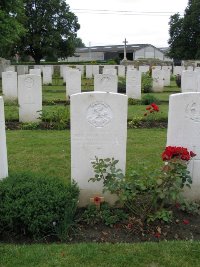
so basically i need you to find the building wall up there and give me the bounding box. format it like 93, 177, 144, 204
66, 52, 104, 62
134, 46, 165, 60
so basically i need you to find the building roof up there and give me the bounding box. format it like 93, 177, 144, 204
76, 44, 156, 53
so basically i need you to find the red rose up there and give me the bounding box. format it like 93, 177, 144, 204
154, 232, 161, 238
94, 196, 101, 204
190, 151, 196, 157
183, 219, 189, 225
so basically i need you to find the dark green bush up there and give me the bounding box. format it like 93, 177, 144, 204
0, 173, 79, 239
39, 107, 70, 129
118, 77, 126, 93
128, 98, 141, 105
141, 94, 160, 105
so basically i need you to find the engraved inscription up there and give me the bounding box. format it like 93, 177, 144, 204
185, 101, 200, 122
25, 77, 34, 88
87, 102, 113, 128
24, 77, 34, 104
100, 76, 111, 85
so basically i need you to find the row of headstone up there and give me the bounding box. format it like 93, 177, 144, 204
2, 72, 42, 122
173, 66, 200, 76
2, 86, 200, 204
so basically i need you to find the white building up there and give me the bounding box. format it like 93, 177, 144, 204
65, 44, 172, 62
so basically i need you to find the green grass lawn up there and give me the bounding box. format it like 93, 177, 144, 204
1, 241, 200, 267
6, 128, 166, 182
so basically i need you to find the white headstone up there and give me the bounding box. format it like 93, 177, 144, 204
103, 68, 117, 75
71, 92, 128, 206
152, 66, 161, 70
173, 66, 184, 76
6, 66, 15, 72
118, 66, 125, 77
29, 68, 41, 76
86, 65, 93, 78
76, 65, 84, 76
43, 66, 52, 84
2, 71, 18, 101
127, 66, 135, 72
17, 65, 26, 75
92, 65, 99, 76
34, 65, 43, 73
66, 69, 81, 98
139, 65, 149, 73
152, 69, 164, 92
187, 66, 194, 71
63, 66, 72, 82
0, 97, 8, 179
181, 70, 197, 92
126, 70, 141, 99
167, 92, 200, 200
18, 74, 42, 122
163, 68, 171, 86
94, 74, 118, 93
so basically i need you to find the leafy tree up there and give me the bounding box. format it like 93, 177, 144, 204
0, 0, 25, 58
74, 37, 85, 48
16, 0, 80, 63
168, 0, 200, 60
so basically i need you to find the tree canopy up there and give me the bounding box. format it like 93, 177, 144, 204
168, 0, 200, 60
0, 0, 25, 57
15, 0, 81, 63
0, 0, 84, 63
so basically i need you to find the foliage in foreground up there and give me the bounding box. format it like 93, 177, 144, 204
89, 146, 197, 222
0, 173, 79, 239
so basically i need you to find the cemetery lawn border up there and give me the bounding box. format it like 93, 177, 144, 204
1, 241, 200, 267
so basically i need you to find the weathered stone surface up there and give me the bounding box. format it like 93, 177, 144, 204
0, 97, 8, 179
71, 92, 127, 206
66, 69, 81, 98
2, 71, 18, 101
126, 69, 141, 99
94, 74, 118, 93
18, 74, 42, 122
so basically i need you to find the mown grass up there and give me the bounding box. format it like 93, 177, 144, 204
1, 241, 200, 267
6, 129, 166, 182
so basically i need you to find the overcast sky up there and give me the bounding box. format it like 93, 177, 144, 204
66, 0, 189, 48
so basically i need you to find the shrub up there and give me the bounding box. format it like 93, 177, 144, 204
39, 107, 70, 129
89, 151, 195, 222
142, 72, 153, 93
141, 94, 160, 105
0, 173, 79, 239
82, 202, 128, 227
128, 98, 141, 105
118, 77, 126, 93
175, 74, 181, 88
